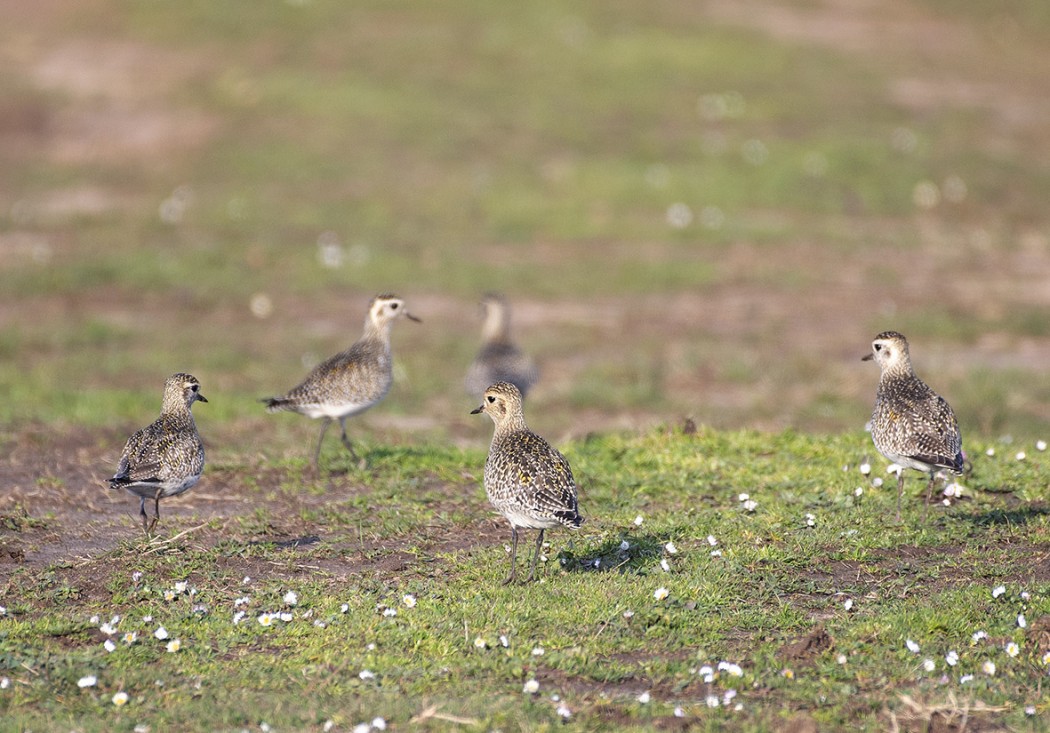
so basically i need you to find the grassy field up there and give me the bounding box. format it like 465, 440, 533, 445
2, 0, 1050, 729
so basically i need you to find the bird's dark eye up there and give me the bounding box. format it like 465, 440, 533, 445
874, 344, 882, 351
487, 395, 496, 403
190, 384, 199, 391
390, 303, 399, 309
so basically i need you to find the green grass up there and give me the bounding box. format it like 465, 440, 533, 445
3, 428, 1050, 731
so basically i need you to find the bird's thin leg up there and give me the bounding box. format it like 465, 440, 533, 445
922, 472, 936, 523
148, 492, 161, 534
527, 529, 546, 583
338, 418, 358, 460
139, 497, 149, 534
896, 471, 905, 523
313, 418, 332, 469
502, 527, 519, 585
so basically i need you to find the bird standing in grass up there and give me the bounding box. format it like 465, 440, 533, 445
464, 293, 538, 399
864, 331, 963, 521
472, 381, 583, 584
108, 373, 207, 534
262, 293, 419, 468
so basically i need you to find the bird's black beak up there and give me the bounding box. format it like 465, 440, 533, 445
861, 353, 874, 362
470, 404, 484, 415
197, 393, 209, 403
406, 312, 422, 323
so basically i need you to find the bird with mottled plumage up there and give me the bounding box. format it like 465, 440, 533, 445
108, 373, 207, 534
262, 294, 419, 468
864, 331, 963, 521
471, 381, 583, 584
464, 293, 538, 399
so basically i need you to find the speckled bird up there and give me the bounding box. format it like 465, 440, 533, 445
262, 294, 419, 467
471, 381, 583, 584
464, 293, 538, 399
864, 331, 963, 521
108, 373, 207, 533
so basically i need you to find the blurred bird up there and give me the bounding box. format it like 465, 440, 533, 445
864, 331, 963, 521
464, 293, 538, 399
472, 381, 583, 584
108, 373, 207, 534
262, 293, 419, 468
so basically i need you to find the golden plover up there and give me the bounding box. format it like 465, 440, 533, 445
471, 381, 583, 584
464, 293, 538, 399
262, 293, 419, 467
864, 331, 963, 521
108, 373, 207, 533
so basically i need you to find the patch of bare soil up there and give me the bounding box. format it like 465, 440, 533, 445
776, 625, 833, 666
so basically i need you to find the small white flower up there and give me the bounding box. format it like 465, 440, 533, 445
123, 632, 137, 645
972, 630, 988, 643
633, 515, 644, 526
720, 662, 743, 677
371, 717, 387, 730
163, 590, 176, 602
1016, 451, 1026, 461
710, 549, 723, 558
77, 675, 97, 688
233, 611, 246, 625
358, 669, 375, 680
499, 635, 510, 647
673, 706, 685, 717
322, 722, 335, 732
278, 612, 293, 622
242, 576, 251, 584
637, 691, 651, 704
340, 603, 349, 614
1006, 642, 1020, 657
742, 500, 758, 512
836, 654, 848, 665
1037, 440, 1047, 452
623, 610, 635, 619
660, 558, 671, 572
854, 486, 864, 497
166, 639, 181, 653
474, 637, 487, 649
664, 542, 678, 555
945, 651, 959, 667
556, 704, 571, 719
707, 535, 718, 546
843, 599, 854, 611
1022, 591, 1031, 601
737, 493, 750, 502
351, 723, 369, 733
706, 695, 719, 708
402, 594, 416, 608
922, 659, 935, 672
698, 664, 714, 682
234, 596, 250, 607
985, 447, 995, 457
960, 674, 974, 683
805, 513, 816, 527
104, 640, 116, 653
992, 585, 1006, 599
142, 615, 153, 623
859, 462, 871, 475
174, 582, 188, 594
905, 639, 920, 654
872, 477, 884, 488
154, 627, 169, 641
1027, 706, 1037, 716
523, 679, 540, 694
619, 540, 630, 551
654, 587, 669, 601
1043, 651, 1050, 666
0, 678, 8, 689
382, 608, 397, 617
283, 590, 298, 606
100, 622, 117, 635
982, 660, 996, 676
90, 615, 100, 624
531, 646, 545, 656
1019, 614, 1028, 629
112, 691, 129, 707
258, 613, 274, 627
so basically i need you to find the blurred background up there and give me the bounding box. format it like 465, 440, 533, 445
2, 0, 1049, 454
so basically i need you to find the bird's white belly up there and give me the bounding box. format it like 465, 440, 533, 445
499, 507, 562, 530
302, 402, 373, 420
